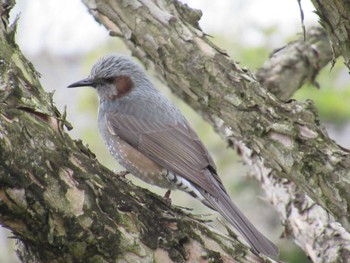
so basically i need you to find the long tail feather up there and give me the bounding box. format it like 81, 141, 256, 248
201, 185, 279, 258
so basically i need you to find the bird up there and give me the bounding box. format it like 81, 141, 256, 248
67, 55, 279, 258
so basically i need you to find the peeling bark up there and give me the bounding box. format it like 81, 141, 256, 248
1, 0, 350, 262
0, 0, 271, 262
80, 0, 350, 261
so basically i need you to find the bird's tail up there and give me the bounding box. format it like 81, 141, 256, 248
201, 185, 279, 258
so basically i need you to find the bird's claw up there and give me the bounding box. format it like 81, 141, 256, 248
163, 190, 172, 206
115, 170, 129, 177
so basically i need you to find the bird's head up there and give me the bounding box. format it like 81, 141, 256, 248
68, 55, 150, 101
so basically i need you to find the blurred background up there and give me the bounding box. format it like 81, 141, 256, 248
2, 0, 350, 262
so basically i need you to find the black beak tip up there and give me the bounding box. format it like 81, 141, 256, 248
67, 77, 95, 88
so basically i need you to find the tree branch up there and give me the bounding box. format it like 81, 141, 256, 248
256, 26, 334, 101
0, 1, 269, 262
310, 0, 350, 68
81, 0, 350, 261
2, 0, 350, 261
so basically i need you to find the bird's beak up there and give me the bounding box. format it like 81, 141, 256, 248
67, 77, 96, 88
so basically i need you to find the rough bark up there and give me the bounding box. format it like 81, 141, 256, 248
256, 26, 334, 101
310, 0, 350, 69
1, 0, 350, 262
80, 0, 350, 262
0, 1, 270, 262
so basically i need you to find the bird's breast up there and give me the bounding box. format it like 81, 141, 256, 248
98, 113, 175, 189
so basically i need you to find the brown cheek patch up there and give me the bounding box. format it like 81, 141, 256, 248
115, 75, 134, 98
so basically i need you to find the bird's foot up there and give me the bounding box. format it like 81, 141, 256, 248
163, 190, 172, 206
115, 170, 129, 178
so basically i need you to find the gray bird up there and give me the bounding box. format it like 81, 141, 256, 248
68, 55, 278, 258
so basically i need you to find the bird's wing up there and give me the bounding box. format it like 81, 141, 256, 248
105, 100, 223, 198
106, 99, 279, 257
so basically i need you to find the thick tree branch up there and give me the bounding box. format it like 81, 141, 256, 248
81, 0, 350, 261
256, 26, 333, 101
0, 1, 270, 262
2, 0, 350, 261
83, 0, 350, 228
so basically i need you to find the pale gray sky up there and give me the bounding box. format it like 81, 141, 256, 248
13, 0, 317, 56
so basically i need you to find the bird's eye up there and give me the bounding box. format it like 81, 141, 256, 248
105, 77, 115, 84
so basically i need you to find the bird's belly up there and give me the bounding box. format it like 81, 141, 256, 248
102, 133, 175, 189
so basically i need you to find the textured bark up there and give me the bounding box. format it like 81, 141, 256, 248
1, 0, 350, 262
80, 0, 350, 262
256, 26, 334, 101
310, 0, 350, 68
0, 1, 269, 262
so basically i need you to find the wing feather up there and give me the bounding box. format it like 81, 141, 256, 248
104, 98, 278, 257
106, 105, 221, 197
